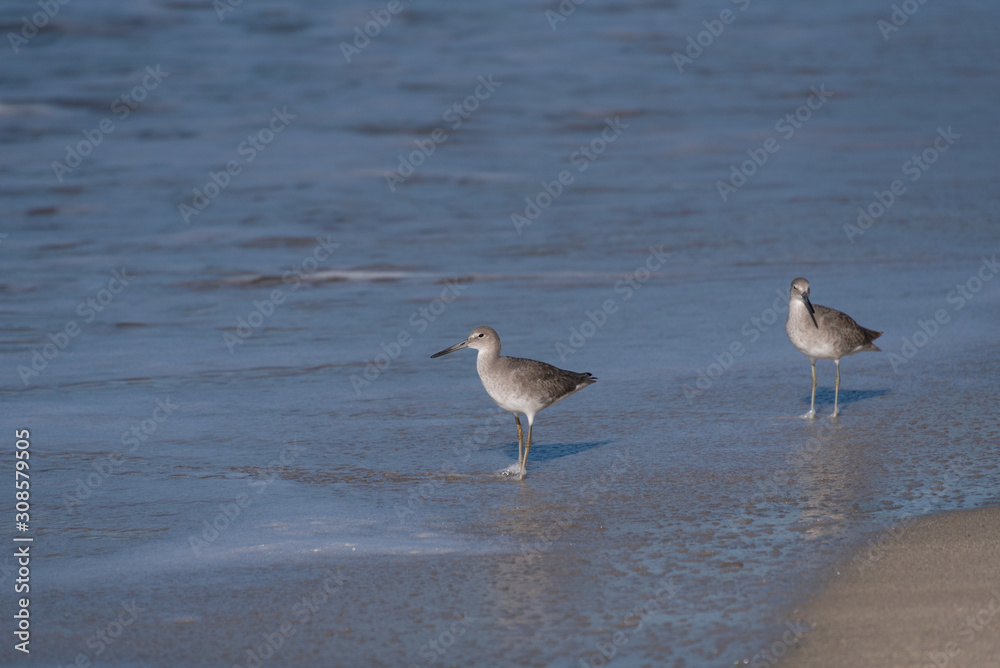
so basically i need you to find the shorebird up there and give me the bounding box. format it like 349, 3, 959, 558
785, 278, 882, 419
431, 326, 596, 478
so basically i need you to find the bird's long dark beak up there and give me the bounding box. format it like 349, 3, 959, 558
803, 293, 818, 328
430, 339, 468, 358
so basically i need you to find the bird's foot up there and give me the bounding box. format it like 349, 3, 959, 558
801, 410, 816, 420
829, 410, 839, 419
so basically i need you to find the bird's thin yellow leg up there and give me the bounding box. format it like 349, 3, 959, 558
520, 424, 534, 480
804, 359, 817, 420
514, 415, 524, 468
832, 360, 841, 418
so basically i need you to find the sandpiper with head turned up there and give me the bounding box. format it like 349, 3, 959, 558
785, 278, 882, 419
431, 326, 597, 478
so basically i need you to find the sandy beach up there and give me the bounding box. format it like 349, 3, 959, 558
781, 507, 1000, 667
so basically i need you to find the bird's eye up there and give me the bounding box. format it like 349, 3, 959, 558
477, 333, 484, 337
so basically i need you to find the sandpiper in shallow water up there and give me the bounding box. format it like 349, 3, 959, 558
785, 278, 882, 419
431, 326, 597, 478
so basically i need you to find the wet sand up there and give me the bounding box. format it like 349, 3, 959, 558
782, 507, 1000, 667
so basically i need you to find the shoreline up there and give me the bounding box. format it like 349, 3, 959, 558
779, 506, 1000, 667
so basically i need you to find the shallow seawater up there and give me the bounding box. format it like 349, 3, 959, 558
2, 0, 999, 665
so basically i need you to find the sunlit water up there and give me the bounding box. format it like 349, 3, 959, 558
2, 0, 999, 665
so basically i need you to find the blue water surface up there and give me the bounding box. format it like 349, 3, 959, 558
1, 0, 999, 666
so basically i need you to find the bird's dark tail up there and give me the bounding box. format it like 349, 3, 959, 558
863, 328, 882, 351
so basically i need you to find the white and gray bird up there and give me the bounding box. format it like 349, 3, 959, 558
431, 326, 596, 478
785, 278, 882, 419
